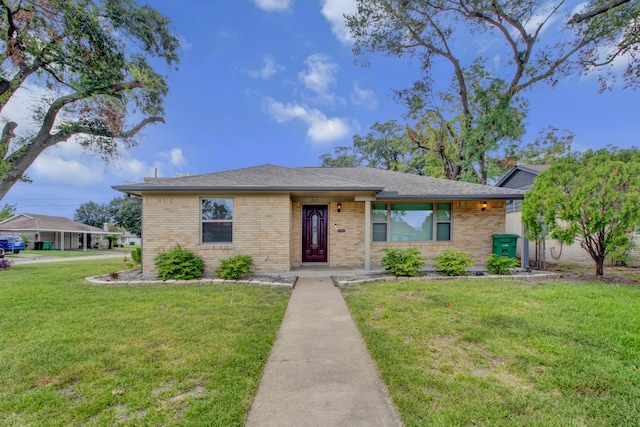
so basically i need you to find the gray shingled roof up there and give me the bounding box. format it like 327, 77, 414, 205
495, 164, 549, 188
113, 164, 524, 200
0, 213, 111, 234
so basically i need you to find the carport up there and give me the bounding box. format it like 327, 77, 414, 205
0, 213, 121, 251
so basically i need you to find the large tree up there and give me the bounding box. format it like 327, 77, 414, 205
0, 0, 179, 201
74, 200, 110, 229
346, 0, 639, 182
108, 195, 141, 237
522, 148, 640, 276
320, 120, 440, 175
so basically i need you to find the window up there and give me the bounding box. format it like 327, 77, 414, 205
436, 203, 452, 241
372, 202, 452, 242
202, 198, 233, 243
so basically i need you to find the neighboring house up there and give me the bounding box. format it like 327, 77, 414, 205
102, 223, 141, 246
114, 165, 524, 275
497, 165, 640, 266
0, 213, 120, 250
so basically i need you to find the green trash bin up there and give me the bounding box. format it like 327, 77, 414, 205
492, 234, 519, 258
43, 241, 53, 250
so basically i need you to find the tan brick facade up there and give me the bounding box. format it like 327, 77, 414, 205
328, 201, 365, 267
141, 195, 506, 273
371, 200, 505, 267
142, 193, 291, 274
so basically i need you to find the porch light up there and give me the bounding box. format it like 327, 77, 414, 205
482, 201, 487, 211
337, 202, 342, 213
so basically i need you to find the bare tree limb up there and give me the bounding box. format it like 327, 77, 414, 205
568, 0, 631, 24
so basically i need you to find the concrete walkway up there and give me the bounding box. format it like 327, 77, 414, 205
245, 277, 403, 427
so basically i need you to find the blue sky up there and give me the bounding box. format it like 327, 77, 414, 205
2, 0, 638, 219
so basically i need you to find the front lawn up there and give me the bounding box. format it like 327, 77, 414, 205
9, 249, 113, 258
0, 259, 290, 426
342, 279, 640, 426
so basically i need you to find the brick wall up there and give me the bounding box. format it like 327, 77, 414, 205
141, 195, 508, 273
290, 202, 301, 267
371, 200, 505, 267
329, 201, 365, 267
141, 193, 291, 274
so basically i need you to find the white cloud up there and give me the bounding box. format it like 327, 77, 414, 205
247, 55, 285, 80
492, 54, 502, 69
253, 0, 292, 12
178, 34, 193, 50
351, 82, 378, 109
522, 2, 562, 36
169, 148, 186, 167
30, 142, 105, 186
0, 82, 56, 138
265, 97, 351, 145
299, 53, 339, 104
118, 157, 155, 178
320, 0, 356, 45
570, 2, 589, 17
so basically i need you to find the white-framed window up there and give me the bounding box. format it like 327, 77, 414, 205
202, 198, 233, 243
372, 202, 452, 242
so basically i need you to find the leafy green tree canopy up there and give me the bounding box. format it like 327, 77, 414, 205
108, 195, 141, 237
0, 0, 180, 201
321, 121, 418, 170
74, 200, 110, 229
522, 147, 640, 276
0, 202, 15, 221
346, 1, 639, 183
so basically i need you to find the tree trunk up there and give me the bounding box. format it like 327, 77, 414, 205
595, 257, 604, 276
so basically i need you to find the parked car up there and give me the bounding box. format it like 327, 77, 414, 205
0, 235, 25, 254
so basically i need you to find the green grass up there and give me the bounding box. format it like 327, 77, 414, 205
10, 249, 115, 258
342, 279, 640, 426
0, 259, 290, 426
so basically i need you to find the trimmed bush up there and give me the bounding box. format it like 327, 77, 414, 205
131, 247, 142, 265
380, 248, 425, 277
485, 254, 520, 275
434, 249, 474, 276
216, 255, 253, 280
153, 244, 205, 280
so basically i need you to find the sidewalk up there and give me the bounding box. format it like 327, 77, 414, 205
245, 277, 403, 427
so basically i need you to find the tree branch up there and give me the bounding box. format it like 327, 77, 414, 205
38, 80, 147, 139
0, 121, 17, 160
568, 0, 631, 24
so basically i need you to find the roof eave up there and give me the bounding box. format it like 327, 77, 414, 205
378, 193, 525, 200
112, 185, 384, 193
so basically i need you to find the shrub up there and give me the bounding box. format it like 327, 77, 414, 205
434, 249, 474, 276
153, 244, 205, 280
131, 247, 142, 265
485, 254, 520, 275
216, 255, 253, 280
0, 259, 12, 270
380, 248, 424, 277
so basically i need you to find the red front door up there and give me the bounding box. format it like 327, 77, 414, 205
302, 206, 328, 263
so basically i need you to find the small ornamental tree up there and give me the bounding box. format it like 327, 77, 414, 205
522, 148, 640, 276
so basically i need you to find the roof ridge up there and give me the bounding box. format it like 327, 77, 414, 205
296, 166, 381, 188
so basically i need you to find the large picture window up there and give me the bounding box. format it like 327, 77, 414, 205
202, 198, 233, 243
372, 202, 452, 242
